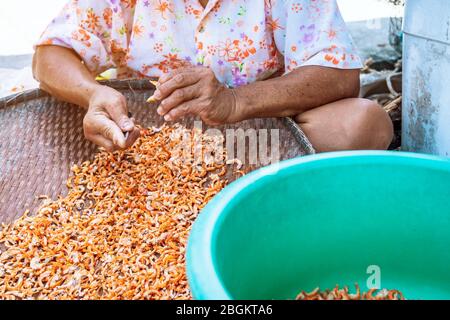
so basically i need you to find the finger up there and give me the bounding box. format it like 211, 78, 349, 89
157, 85, 199, 116
154, 71, 200, 101
106, 95, 134, 132
124, 127, 141, 149
88, 134, 117, 152
95, 116, 127, 149
158, 66, 197, 85
164, 100, 198, 122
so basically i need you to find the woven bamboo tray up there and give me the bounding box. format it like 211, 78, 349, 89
0, 79, 314, 224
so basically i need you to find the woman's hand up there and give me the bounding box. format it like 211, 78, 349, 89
33, 46, 140, 152
153, 67, 239, 125
84, 86, 140, 152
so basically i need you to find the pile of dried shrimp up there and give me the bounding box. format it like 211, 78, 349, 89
0, 125, 239, 300
296, 284, 405, 300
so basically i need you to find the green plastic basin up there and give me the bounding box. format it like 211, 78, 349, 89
186, 151, 450, 300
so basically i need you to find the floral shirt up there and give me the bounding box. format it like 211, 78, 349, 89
36, 0, 362, 88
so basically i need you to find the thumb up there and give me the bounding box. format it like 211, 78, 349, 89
107, 96, 134, 132
98, 116, 127, 149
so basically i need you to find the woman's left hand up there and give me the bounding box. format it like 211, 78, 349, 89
153, 66, 239, 125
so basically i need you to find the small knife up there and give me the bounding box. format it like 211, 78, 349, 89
124, 111, 133, 140
147, 80, 159, 103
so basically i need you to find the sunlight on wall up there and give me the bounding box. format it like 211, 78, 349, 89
339, 0, 403, 22
0, 0, 66, 55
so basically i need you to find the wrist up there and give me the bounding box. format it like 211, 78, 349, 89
85, 83, 106, 109
225, 87, 245, 124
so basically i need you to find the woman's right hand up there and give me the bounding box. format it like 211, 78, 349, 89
83, 85, 140, 152
33, 46, 140, 151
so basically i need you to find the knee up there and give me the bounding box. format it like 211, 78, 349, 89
297, 98, 394, 152
347, 99, 394, 150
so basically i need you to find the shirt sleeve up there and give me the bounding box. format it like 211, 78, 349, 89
270, 0, 363, 73
35, 0, 132, 75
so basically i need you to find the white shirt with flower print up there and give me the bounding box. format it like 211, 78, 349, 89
36, 0, 362, 88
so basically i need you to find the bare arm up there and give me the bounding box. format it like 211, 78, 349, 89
33, 46, 98, 108
231, 66, 360, 121
33, 46, 139, 151
152, 65, 360, 124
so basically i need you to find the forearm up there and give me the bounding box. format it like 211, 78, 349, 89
232, 66, 360, 121
32, 45, 101, 109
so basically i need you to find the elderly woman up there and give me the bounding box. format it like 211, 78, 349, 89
33, 0, 393, 152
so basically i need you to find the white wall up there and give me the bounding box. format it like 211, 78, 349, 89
339, 0, 403, 22
0, 0, 66, 55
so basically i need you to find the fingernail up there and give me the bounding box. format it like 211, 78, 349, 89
122, 120, 133, 131
157, 107, 164, 115
164, 114, 172, 121
113, 138, 124, 149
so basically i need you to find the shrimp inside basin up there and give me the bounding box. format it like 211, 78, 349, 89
187, 151, 450, 300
